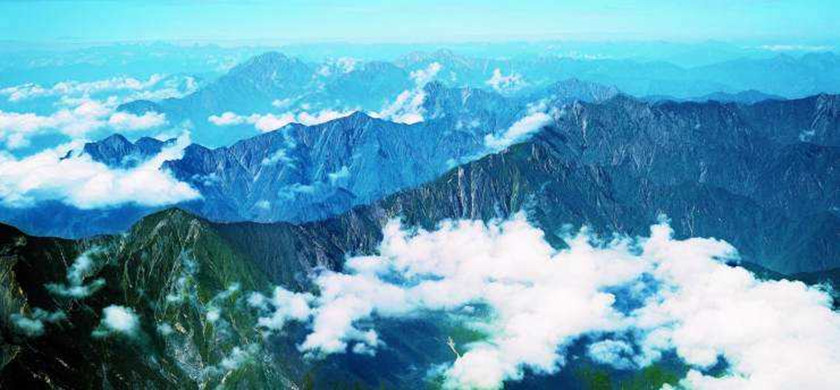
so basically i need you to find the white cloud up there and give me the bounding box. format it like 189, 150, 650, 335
370, 62, 442, 124
485, 68, 526, 94
206, 308, 221, 323
335, 57, 360, 74
261, 148, 294, 166
327, 165, 350, 184
201, 344, 261, 379
157, 322, 175, 336
410, 62, 443, 86
278, 183, 318, 199
45, 250, 106, 298
10, 308, 66, 337
0, 98, 168, 149
220, 345, 256, 370
207, 111, 245, 126
252, 214, 840, 389
0, 74, 198, 104
484, 111, 552, 152
0, 74, 196, 149
249, 287, 313, 332
93, 305, 140, 337
297, 110, 354, 127
250, 113, 293, 132
0, 75, 164, 102
317, 57, 360, 77
10, 314, 46, 337
587, 339, 638, 370
369, 90, 427, 124
107, 111, 167, 131
630, 222, 840, 389
0, 132, 200, 209
208, 109, 354, 133
128, 75, 199, 101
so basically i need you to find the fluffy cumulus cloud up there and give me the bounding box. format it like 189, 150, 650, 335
484, 100, 554, 152
93, 305, 140, 337
208, 109, 354, 132
252, 214, 840, 389
0, 133, 200, 209
370, 62, 442, 124
249, 287, 313, 332
0, 98, 168, 149
0, 74, 199, 149
634, 222, 840, 389
485, 68, 526, 94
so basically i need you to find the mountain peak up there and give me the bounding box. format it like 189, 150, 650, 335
81, 134, 168, 168
233, 51, 306, 74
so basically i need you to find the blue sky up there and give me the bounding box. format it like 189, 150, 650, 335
1, 0, 838, 44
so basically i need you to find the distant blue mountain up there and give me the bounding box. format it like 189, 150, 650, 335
4, 82, 538, 236
70, 133, 175, 168
644, 89, 786, 104
121, 82, 535, 221
118, 52, 415, 146
117, 51, 840, 147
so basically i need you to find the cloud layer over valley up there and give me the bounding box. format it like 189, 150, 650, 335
0, 133, 200, 209
0, 74, 197, 150
250, 215, 840, 389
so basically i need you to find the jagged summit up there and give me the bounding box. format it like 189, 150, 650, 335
228, 51, 311, 79
80, 134, 173, 168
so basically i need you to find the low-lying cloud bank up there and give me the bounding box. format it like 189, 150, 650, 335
252, 214, 840, 389
0, 99, 167, 149
0, 133, 200, 209
0, 74, 198, 103
0, 75, 197, 150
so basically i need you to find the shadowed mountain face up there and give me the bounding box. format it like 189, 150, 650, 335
2, 200, 839, 388
2, 97, 839, 386
2, 93, 839, 267
0, 209, 690, 389
0, 210, 293, 389
210, 94, 840, 275
72, 134, 176, 168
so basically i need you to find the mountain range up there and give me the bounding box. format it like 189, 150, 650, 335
2, 134, 839, 387
3, 49, 840, 388
3, 89, 839, 275
113, 51, 840, 148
